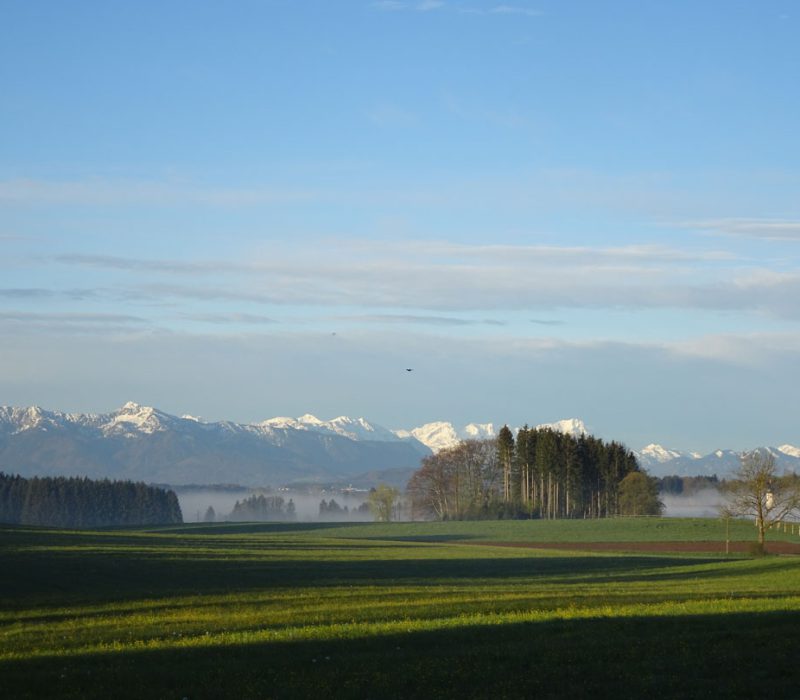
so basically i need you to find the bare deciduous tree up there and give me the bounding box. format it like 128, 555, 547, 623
721, 451, 800, 548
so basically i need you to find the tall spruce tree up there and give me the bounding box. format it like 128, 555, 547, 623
497, 425, 515, 504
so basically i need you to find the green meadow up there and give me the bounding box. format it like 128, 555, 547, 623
2, 519, 800, 699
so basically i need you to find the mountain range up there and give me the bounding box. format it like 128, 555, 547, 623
0, 403, 430, 488
634, 442, 800, 478
1, 403, 797, 487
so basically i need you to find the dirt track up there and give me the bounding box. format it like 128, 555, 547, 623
479, 540, 800, 555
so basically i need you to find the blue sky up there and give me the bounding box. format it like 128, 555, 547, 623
2, 0, 799, 452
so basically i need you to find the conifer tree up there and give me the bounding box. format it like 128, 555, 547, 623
497, 425, 515, 504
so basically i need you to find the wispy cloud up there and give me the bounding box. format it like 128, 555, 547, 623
686, 219, 800, 241
0, 311, 149, 335
0, 288, 58, 300
7, 168, 798, 218
50, 240, 735, 276
180, 313, 278, 325
370, 0, 444, 11
669, 332, 800, 365
52, 254, 243, 275
387, 240, 737, 264
331, 314, 505, 326
0, 287, 100, 300
460, 4, 541, 17
371, 0, 407, 9
372, 0, 539, 14
0, 311, 145, 323
0, 178, 319, 207
488, 5, 541, 16
44, 240, 800, 319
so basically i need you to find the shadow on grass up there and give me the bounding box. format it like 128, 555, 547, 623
5, 525, 798, 613
360, 533, 479, 543
4, 609, 799, 699
150, 521, 377, 536
1, 543, 763, 611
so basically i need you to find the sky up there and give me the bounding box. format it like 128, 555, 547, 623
2, 0, 799, 453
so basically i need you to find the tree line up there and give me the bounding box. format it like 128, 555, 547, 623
0, 472, 182, 527
407, 427, 644, 520
657, 474, 719, 495
228, 494, 297, 521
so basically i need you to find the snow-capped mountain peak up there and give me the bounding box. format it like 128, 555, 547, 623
639, 444, 686, 463
399, 418, 588, 453
326, 415, 401, 442
2, 402, 798, 481
104, 402, 174, 436
19, 406, 45, 430
298, 413, 324, 426
536, 418, 588, 438
256, 414, 404, 443
0, 403, 430, 487
463, 423, 495, 439
260, 416, 303, 430
400, 422, 462, 453
778, 444, 800, 459
635, 442, 800, 478
0, 405, 66, 434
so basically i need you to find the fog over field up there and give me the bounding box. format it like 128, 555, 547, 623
176, 485, 730, 523
175, 487, 375, 523
662, 489, 726, 519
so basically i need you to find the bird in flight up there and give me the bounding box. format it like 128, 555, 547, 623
405, 368, 413, 372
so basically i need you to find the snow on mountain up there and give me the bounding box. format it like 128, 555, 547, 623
326, 415, 402, 442
0, 403, 416, 447
258, 414, 404, 442
2, 402, 797, 481
535, 418, 587, 439
397, 420, 503, 453
0, 405, 102, 433
638, 444, 691, 464
463, 423, 496, 440
298, 413, 325, 427
778, 444, 800, 459
400, 418, 587, 453
0, 402, 431, 486
259, 416, 305, 432
635, 444, 800, 478
0, 401, 194, 438
102, 401, 179, 436
635, 443, 725, 477
397, 422, 462, 453
0, 405, 48, 433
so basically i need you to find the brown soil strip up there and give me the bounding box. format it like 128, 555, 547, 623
476, 540, 800, 554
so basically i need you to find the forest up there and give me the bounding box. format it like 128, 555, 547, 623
0, 472, 182, 527
407, 427, 642, 520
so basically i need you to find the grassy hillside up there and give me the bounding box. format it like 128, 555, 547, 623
2, 519, 800, 698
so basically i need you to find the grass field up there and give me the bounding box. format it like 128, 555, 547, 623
2, 518, 800, 699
